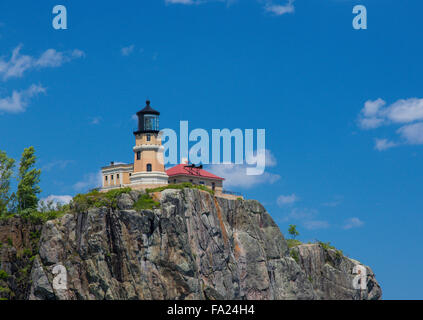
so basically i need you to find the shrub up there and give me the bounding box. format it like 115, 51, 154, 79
316, 240, 343, 257
0, 270, 9, 281
146, 182, 214, 195
133, 194, 160, 211
286, 239, 302, 248
72, 187, 132, 211
290, 249, 300, 263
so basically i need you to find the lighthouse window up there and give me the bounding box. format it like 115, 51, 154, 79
147, 164, 152, 172
144, 115, 159, 131
137, 151, 141, 160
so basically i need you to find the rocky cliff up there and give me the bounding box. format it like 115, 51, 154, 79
0, 188, 381, 300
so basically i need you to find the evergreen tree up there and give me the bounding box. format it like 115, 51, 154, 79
17, 147, 41, 211
0, 150, 15, 216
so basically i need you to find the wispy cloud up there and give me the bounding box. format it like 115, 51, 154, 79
265, 0, 295, 16
303, 220, 329, 230
280, 207, 330, 230
39, 195, 73, 208
0, 45, 85, 80
74, 171, 102, 191
322, 195, 343, 208
165, 0, 295, 16
374, 138, 397, 151
121, 45, 135, 56
358, 97, 423, 150
343, 217, 364, 230
0, 84, 46, 114
277, 193, 299, 207
90, 116, 102, 125
165, 0, 198, 4
42, 160, 74, 172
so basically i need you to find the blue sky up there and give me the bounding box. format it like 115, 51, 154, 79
1, 0, 422, 299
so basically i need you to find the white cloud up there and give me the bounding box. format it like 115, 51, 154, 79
303, 220, 329, 230
358, 97, 423, 150
322, 196, 343, 207
74, 171, 103, 191
359, 98, 423, 129
277, 193, 299, 207
165, 0, 295, 16
280, 207, 329, 230
91, 116, 102, 125
374, 138, 397, 151
343, 217, 364, 230
39, 195, 73, 207
121, 45, 135, 56
0, 84, 46, 114
42, 160, 74, 172
209, 163, 280, 188
208, 149, 280, 188
397, 122, 423, 145
0, 45, 85, 80
265, 0, 295, 16
166, 0, 197, 4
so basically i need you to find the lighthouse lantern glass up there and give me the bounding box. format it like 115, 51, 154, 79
144, 114, 159, 131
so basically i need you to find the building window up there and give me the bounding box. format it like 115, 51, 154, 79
189, 179, 193, 183
129, 173, 132, 176
199, 181, 204, 185
212, 182, 215, 191
147, 164, 152, 172
117, 174, 120, 179
173, 179, 176, 184
111, 175, 114, 180
137, 151, 141, 160
105, 176, 108, 181
147, 134, 151, 141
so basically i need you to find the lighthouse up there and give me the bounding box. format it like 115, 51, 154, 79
130, 100, 169, 186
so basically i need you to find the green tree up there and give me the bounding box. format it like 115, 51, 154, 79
17, 147, 41, 211
288, 224, 299, 239
0, 150, 15, 215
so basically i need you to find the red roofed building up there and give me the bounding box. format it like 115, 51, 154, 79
166, 164, 224, 193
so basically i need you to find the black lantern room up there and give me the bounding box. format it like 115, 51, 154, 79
134, 100, 160, 135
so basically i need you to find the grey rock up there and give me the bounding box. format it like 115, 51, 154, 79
12, 188, 380, 300
28, 256, 55, 300
117, 193, 135, 210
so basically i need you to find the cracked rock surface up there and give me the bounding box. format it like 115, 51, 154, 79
1, 188, 381, 300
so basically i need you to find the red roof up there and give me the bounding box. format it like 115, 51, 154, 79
166, 164, 224, 181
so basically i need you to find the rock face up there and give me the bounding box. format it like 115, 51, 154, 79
1, 188, 382, 300
293, 244, 381, 300
0, 218, 42, 300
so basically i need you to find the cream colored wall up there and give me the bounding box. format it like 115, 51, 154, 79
133, 133, 165, 174
102, 168, 133, 188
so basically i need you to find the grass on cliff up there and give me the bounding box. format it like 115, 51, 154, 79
133, 194, 160, 211
72, 187, 132, 211
146, 182, 214, 195
317, 241, 344, 258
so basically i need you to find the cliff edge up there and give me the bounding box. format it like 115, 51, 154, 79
0, 188, 381, 300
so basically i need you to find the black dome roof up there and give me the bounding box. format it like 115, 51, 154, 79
137, 100, 160, 115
